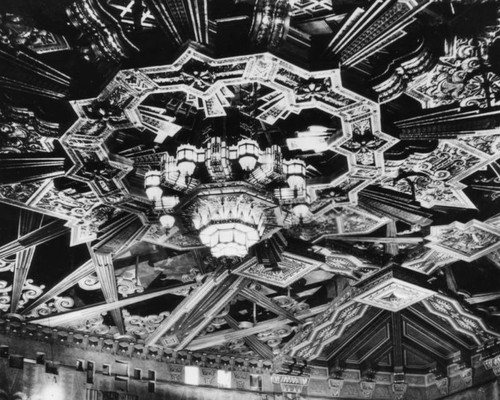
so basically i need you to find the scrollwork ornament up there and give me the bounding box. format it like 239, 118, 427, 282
63, 313, 116, 336
25, 295, 74, 318
0, 259, 14, 273
18, 279, 44, 309
122, 309, 171, 339
117, 273, 144, 298
78, 273, 101, 291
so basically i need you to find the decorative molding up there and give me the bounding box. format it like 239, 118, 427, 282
328, 378, 344, 397
435, 377, 449, 396
353, 277, 434, 312
271, 374, 310, 394
421, 294, 500, 344
408, 36, 500, 109
426, 220, 500, 262
359, 380, 376, 399
0, 13, 70, 54
392, 382, 407, 400
67, 0, 138, 62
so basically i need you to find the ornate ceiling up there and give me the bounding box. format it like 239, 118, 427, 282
1, 0, 500, 398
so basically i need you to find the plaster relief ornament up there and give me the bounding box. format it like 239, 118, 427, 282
408, 36, 500, 110
352, 278, 435, 312
382, 141, 484, 210
328, 378, 344, 397
426, 220, 500, 262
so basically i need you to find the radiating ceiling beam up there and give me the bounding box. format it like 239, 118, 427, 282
30, 283, 194, 326
385, 221, 399, 257
224, 315, 274, 360
10, 210, 43, 313
176, 276, 247, 350
90, 250, 125, 334
465, 291, 500, 304
93, 214, 145, 255
334, 237, 424, 244
145, 269, 231, 346
187, 304, 328, 351
0, 219, 67, 260
240, 287, 301, 324
21, 259, 95, 315
144, 0, 208, 45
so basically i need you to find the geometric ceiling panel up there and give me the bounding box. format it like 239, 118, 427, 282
426, 220, 500, 262
232, 251, 323, 287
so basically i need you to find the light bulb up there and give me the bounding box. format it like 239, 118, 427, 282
144, 170, 163, 201
145, 186, 163, 202
292, 204, 309, 219
160, 214, 175, 229
177, 160, 196, 176
161, 195, 179, 209
239, 155, 258, 171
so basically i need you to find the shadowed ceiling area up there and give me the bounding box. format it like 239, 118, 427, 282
1, 1, 500, 399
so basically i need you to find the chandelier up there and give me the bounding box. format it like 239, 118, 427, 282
144, 137, 311, 258
193, 195, 265, 258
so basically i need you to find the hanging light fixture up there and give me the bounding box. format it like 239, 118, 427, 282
144, 170, 163, 201
284, 159, 306, 190
194, 197, 265, 258
143, 138, 312, 258
159, 214, 176, 229
292, 203, 309, 219
238, 139, 260, 171
158, 195, 179, 229
176, 144, 198, 176
205, 137, 232, 181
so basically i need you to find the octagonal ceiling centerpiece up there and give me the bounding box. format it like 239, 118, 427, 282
60, 46, 394, 256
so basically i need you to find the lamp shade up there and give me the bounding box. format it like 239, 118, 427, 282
161, 195, 179, 209
238, 139, 260, 171
144, 170, 163, 201
177, 144, 198, 176
292, 203, 309, 219
285, 159, 306, 190
160, 214, 176, 229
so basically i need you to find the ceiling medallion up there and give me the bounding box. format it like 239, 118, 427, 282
352, 267, 435, 312
62, 46, 394, 256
